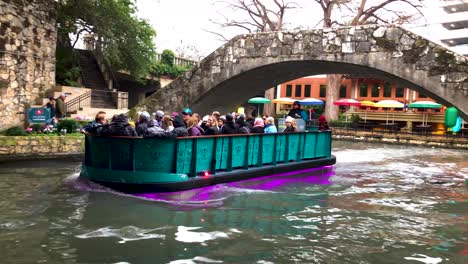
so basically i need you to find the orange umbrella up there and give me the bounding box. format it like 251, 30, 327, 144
359, 100, 375, 122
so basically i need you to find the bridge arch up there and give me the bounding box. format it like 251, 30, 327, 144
140, 25, 468, 119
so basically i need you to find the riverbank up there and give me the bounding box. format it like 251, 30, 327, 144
0, 135, 84, 162
332, 128, 468, 149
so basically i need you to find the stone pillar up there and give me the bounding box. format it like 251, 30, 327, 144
263, 87, 275, 116
0, 0, 57, 130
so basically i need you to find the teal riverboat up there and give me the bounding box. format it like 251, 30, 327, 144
80, 131, 336, 193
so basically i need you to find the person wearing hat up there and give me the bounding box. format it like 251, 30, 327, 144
181, 108, 193, 126
288, 101, 308, 121
153, 110, 165, 127
55, 93, 67, 118
220, 114, 240, 134
136, 111, 151, 136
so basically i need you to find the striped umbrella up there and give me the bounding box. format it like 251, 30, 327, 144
299, 98, 324, 105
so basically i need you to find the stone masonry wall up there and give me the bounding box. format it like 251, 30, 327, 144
0, 0, 57, 130
0, 135, 83, 157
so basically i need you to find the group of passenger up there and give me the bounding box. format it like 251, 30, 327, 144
82, 100, 328, 138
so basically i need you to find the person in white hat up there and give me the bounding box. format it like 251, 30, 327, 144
136, 111, 151, 136
153, 110, 165, 127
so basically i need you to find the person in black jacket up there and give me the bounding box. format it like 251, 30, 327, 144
136, 111, 151, 136
220, 114, 240, 134
172, 115, 189, 137
100, 114, 137, 137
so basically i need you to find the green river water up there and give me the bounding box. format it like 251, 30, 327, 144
0, 141, 466, 264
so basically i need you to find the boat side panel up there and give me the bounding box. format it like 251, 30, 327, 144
215, 137, 229, 170
87, 136, 110, 169
134, 138, 176, 173
262, 134, 275, 164
231, 137, 248, 169
275, 134, 286, 163
287, 134, 301, 161
194, 137, 215, 174
316, 132, 330, 158
302, 132, 317, 159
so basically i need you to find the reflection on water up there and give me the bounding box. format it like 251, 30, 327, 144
0, 142, 466, 264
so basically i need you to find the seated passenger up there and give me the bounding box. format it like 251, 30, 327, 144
143, 119, 175, 139
161, 115, 174, 132
220, 114, 239, 134
100, 113, 137, 137
153, 110, 165, 127
204, 116, 220, 135
264, 117, 278, 133
82, 111, 107, 134
136, 111, 151, 136
236, 116, 250, 134
171, 115, 189, 137
187, 117, 205, 136
318, 114, 329, 131
250, 118, 265, 134
283, 116, 297, 133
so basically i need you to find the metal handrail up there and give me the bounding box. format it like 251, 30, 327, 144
65, 90, 92, 114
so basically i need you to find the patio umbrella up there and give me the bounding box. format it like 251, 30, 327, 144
248, 97, 271, 115
359, 100, 376, 122
299, 98, 324, 106
374, 100, 404, 124
408, 101, 442, 126
272, 97, 295, 104
333, 99, 361, 122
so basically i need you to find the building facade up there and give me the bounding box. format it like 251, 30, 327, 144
438, 0, 468, 56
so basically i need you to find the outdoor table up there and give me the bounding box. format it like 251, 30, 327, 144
413, 125, 432, 136
358, 122, 375, 131
378, 123, 399, 132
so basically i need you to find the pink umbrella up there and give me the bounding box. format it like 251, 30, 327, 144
333, 99, 361, 122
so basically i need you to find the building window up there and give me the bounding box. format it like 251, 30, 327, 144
371, 83, 380, 97
286, 85, 292, 97
304, 85, 311, 97
395, 86, 404, 98
319, 85, 326, 97
295, 85, 302, 97
359, 83, 368, 97
339, 85, 347, 98
419, 92, 428, 98
383, 83, 392, 97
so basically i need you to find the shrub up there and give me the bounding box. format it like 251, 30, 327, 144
3, 126, 27, 136
57, 118, 80, 134
30, 124, 43, 133
350, 114, 362, 124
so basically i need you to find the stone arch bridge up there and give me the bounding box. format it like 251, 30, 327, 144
140, 25, 468, 119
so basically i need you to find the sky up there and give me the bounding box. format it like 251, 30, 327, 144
135, 0, 458, 59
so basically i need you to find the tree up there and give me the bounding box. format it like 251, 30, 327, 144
313, 0, 424, 121
208, 0, 296, 115
56, 0, 157, 79
207, 0, 297, 40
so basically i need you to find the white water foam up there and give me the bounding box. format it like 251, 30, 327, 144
175, 226, 230, 243
404, 254, 443, 264
168, 256, 223, 264
76, 225, 167, 244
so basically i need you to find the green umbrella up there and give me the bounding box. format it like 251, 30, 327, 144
248, 97, 271, 116
408, 101, 442, 126
248, 97, 271, 104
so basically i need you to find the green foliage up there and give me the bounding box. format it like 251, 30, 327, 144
151, 62, 191, 78
31, 124, 44, 133
161, 49, 175, 66
57, 118, 80, 134
56, 46, 81, 86
3, 126, 27, 136
57, 0, 157, 78
350, 114, 362, 124
328, 120, 346, 128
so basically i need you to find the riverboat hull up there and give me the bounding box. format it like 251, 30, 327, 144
81, 156, 335, 193
81, 131, 335, 193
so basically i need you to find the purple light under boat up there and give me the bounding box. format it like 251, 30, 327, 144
132, 166, 334, 203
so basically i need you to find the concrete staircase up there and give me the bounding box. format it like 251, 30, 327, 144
76, 49, 108, 90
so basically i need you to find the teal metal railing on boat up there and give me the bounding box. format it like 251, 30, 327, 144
84, 131, 332, 177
